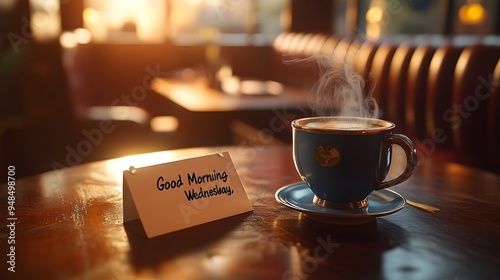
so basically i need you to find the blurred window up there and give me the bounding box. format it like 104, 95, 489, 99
355, 0, 448, 40
83, 0, 167, 43
334, 0, 499, 40
169, 0, 289, 46
81, 0, 288, 45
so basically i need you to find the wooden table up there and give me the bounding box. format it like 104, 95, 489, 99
2, 145, 500, 279
151, 78, 312, 147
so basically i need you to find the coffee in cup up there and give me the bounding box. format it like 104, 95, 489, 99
292, 116, 417, 209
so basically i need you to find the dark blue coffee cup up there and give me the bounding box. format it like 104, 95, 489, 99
292, 117, 417, 209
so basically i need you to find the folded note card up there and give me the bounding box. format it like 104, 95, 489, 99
123, 151, 253, 238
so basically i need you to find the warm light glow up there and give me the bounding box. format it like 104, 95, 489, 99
60, 31, 77, 48
459, 3, 486, 24
60, 29, 92, 48
150, 116, 179, 132
102, 152, 179, 183
83, 8, 107, 41
185, 0, 203, 5
84, 0, 166, 43
221, 76, 240, 95
217, 65, 233, 81
365, 3, 384, 41
83, 8, 99, 24
103, 147, 216, 176
29, 0, 61, 41
366, 6, 384, 23
366, 23, 381, 41
73, 28, 92, 44
169, 0, 202, 39
86, 106, 149, 125
265, 81, 284, 95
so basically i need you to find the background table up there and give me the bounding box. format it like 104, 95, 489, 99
1, 145, 500, 279
151, 78, 312, 147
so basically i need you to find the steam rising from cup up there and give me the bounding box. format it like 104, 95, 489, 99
284, 52, 380, 119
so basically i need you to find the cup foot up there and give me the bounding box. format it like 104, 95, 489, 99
313, 195, 368, 210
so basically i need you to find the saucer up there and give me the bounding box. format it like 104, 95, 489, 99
275, 182, 405, 224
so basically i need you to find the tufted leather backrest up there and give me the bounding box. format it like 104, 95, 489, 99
489, 59, 500, 172
452, 42, 500, 170
405, 36, 448, 139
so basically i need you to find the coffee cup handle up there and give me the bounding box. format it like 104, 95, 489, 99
374, 134, 418, 190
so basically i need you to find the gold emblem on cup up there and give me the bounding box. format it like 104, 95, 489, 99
315, 145, 340, 167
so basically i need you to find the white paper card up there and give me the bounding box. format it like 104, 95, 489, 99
123, 151, 253, 238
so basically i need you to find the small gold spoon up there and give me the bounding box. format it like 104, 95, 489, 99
405, 199, 440, 213
373, 190, 440, 214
